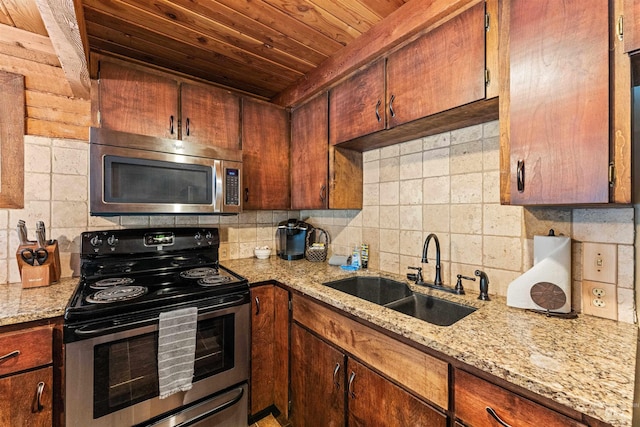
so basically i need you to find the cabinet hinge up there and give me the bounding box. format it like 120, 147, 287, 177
485, 69, 490, 86
609, 162, 615, 187
97, 111, 101, 125
288, 400, 292, 413
288, 299, 293, 311
485, 13, 490, 32
617, 15, 624, 41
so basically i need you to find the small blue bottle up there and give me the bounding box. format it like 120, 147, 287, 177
351, 245, 360, 269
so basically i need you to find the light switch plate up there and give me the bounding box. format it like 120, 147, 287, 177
582, 280, 617, 320
582, 243, 617, 284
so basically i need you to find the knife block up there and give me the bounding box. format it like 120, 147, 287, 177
16, 240, 61, 285
20, 264, 51, 288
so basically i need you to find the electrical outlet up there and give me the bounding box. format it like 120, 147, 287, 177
582, 243, 617, 284
219, 245, 229, 260
582, 280, 617, 320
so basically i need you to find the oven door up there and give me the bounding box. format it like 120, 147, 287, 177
65, 301, 249, 427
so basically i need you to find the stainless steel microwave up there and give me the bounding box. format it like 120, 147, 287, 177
89, 127, 242, 215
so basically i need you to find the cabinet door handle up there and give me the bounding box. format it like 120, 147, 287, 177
375, 99, 381, 122
486, 406, 512, 427
244, 188, 249, 203
36, 381, 45, 412
254, 296, 260, 315
389, 94, 396, 117
320, 184, 326, 203
516, 160, 525, 193
332, 363, 341, 390
186, 117, 190, 136
169, 115, 174, 135
0, 350, 19, 363
347, 371, 356, 398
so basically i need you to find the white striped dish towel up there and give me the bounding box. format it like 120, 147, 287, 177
157, 307, 198, 399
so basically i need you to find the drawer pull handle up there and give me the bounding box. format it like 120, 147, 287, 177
254, 296, 260, 316
169, 115, 174, 135
389, 94, 396, 117
332, 363, 341, 390
0, 350, 20, 363
516, 160, 525, 192
486, 406, 512, 427
375, 99, 381, 122
348, 371, 356, 398
36, 381, 45, 412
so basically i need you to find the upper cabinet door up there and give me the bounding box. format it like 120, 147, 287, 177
291, 93, 329, 210
508, 0, 609, 205
180, 83, 240, 150
329, 59, 385, 145
99, 61, 178, 139
386, 2, 486, 128
242, 99, 290, 210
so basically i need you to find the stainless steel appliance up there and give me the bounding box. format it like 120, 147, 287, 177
276, 219, 311, 260
64, 228, 249, 427
89, 127, 242, 215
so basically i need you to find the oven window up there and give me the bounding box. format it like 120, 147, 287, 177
104, 155, 213, 205
93, 314, 235, 419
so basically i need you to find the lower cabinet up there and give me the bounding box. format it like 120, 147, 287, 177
0, 367, 52, 427
290, 323, 345, 426
250, 284, 290, 418
0, 325, 54, 427
454, 369, 587, 427
290, 294, 449, 426
347, 358, 447, 427
290, 324, 446, 427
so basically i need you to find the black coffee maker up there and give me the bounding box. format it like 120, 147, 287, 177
276, 219, 311, 260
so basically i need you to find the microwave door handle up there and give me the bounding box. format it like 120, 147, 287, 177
214, 160, 223, 213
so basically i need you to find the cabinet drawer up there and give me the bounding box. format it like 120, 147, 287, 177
0, 366, 53, 426
0, 326, 52, 376
455, 370, 586, 427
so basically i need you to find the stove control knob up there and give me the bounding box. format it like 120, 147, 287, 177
107, 235, 118, 246
194, 232, 203, 241
205, 231, 213, 240
89, 235, 103, 247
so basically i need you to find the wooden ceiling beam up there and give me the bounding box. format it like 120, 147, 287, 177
272, 0, 482, 107
34, 0, 90, 99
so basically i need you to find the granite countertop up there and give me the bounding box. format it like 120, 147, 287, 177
0, 258, 635, 426
224, 257, 638, 427
0, 277, 78, 327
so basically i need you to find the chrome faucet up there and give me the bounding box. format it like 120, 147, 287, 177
422, 233, 442, 287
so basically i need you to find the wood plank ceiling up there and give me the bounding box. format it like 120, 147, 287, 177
1, 0, 409, 101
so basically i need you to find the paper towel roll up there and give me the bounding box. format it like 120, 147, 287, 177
507, 234, 571, 313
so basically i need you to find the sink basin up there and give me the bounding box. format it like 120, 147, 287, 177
323, 276, 413, 305
385, 293, 476, 326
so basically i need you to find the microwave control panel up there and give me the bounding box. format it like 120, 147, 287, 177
225, 168, 240, 206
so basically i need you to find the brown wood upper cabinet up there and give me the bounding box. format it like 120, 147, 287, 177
500, 0, 626, 205
291, 93, 363, 210
98, 60, 240, 149
329, 59, 386, 146
329, 1, 494, 148
242, 99, 290, 210
386, 1, 486, 128
180, 83, 240, 149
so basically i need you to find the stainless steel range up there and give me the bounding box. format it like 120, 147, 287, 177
64, 228, 250, 427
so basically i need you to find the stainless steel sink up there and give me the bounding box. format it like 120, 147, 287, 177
323, 276, 413, 305
385, 293, 476, 326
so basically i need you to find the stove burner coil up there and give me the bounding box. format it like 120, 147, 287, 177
179, 267, 218, 279
198, 276, 231, 286
86, 285, 147, 304
90, 277, 135, 289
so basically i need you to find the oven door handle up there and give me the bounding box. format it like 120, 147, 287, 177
73, 294, 247, 337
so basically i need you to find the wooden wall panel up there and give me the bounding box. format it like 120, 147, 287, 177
0, 22, 90, 140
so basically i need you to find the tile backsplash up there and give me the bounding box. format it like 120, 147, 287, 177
0, 120, 636, 323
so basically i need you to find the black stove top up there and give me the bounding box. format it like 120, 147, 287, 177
64, 227, 248, 323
